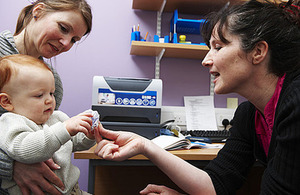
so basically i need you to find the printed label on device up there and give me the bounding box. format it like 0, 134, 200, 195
98, 88, 157, 107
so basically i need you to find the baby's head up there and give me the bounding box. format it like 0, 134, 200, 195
0, 54, 56, 124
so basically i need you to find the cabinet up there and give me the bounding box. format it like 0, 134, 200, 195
130, 0, 240, 79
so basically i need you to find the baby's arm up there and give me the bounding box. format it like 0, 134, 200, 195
0, 111, 95, 163
0, 113, 70, 163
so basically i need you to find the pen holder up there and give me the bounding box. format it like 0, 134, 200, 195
172, 33, 178, 43
131, 31, 140, 41
164, 36, 169, 43
154, 35, 159, 42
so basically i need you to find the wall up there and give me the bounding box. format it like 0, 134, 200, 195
1, 0, 245, 191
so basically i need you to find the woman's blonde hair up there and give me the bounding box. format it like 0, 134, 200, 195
14, 0, 92, 36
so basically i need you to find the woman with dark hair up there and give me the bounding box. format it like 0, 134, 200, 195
0, 0, 92, 194
94, 0, 300, 194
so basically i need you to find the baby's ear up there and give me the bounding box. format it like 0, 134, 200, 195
0, 93, 13, 111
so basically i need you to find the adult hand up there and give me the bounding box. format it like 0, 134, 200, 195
13, 160, 64, 195
94, 127, 147, 161
140, 184, 184, 195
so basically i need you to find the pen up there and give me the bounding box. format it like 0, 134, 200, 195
185, 136, 212, 143
191, 141, 207, 146
144, 32, 149, 40
137, 24, 139, 31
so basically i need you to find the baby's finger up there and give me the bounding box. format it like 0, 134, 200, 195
78, 112, 93, 117
79, 119, 92, 131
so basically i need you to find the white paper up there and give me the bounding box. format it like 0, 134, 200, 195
151, 135, 224, 150
184, 96, 218, 130
85, 109, 100, 131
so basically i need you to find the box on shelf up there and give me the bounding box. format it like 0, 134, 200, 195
170, 9, 206, 44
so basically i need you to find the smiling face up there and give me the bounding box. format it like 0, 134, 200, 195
202, 27, 254, 95
27, 8, 88, 58
4, 66, 56, 125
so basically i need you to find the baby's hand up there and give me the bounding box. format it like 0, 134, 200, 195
85, 121, 102, 140
64, 113, 93, 136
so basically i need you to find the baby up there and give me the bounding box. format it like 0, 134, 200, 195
0, 54, 99, 195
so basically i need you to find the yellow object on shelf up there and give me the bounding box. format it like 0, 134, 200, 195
179, 35, 191, 44
179, 35, 186, 43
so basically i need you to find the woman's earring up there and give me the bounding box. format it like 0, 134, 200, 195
33, 16, 37, 19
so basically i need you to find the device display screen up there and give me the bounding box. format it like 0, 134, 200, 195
98, 88, 157, 107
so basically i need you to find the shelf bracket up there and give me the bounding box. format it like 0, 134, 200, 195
156, 0, 167, 37
210, 75, 215, 96
155, 48, 165, 79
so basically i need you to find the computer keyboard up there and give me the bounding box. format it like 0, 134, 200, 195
186, 130, 231, 143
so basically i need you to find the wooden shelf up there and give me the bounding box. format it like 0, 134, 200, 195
132, 0, 243, 15
131, 0, 241, 78
130, 41, 209, 60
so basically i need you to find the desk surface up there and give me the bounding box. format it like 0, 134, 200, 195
75, 145, 262, 195
74, 145, 220, 161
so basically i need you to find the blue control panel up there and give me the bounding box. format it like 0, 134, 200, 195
98, 88, 157, 107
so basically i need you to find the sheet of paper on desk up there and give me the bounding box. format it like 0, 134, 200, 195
184, 96, 218, 130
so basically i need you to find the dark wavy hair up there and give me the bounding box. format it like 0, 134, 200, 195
202, 0, 300, 76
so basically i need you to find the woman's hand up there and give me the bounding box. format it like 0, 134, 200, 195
94, 127, 147, 161
140, 184, 184, 195
13, 160, 64, 195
